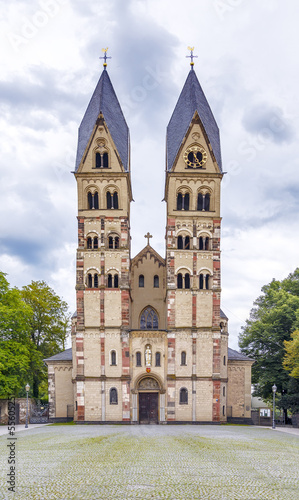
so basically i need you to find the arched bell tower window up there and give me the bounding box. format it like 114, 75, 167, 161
197, 192, 210, 212
181, 351, 187, 366
177, 192, 189, 211
95, 152, 109, 169
87, 191, 99, 210
107, 273, 119, 288
106, 191, 119, 210
177, 272, 190, 289
177, 235, 190, 250
108, 235, 120, 249
86, 272, 99, 289
140, 307, 158, 329
199, 273, 211, 290
86, 235, 99, 250
199, 236, 210, 251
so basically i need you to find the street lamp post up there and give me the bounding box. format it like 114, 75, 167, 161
272, 384, 277, 430
25, 384, 30, 429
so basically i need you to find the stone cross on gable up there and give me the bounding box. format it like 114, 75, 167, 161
144, 232, 153, 246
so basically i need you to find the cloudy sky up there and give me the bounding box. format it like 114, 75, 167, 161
0, 0, 298, 349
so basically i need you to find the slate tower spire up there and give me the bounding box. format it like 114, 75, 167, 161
164, 66, 227, 422
73, 65, 132, 422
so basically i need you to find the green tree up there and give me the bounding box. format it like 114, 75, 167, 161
283, 330, 299, 379
21, 281, 70, 398
0, 272, 33, 397
239, 268, 299, 419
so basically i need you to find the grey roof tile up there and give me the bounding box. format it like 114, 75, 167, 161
44, 348, 72, 362
166, 69, 222, 172
75, 69, 129, 172
228, 347, 253, 362
220, 308, 228, 319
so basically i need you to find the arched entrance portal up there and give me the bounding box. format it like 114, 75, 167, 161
137, 377, 160, 424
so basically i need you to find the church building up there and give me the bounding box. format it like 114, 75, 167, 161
45, 53, 253, 424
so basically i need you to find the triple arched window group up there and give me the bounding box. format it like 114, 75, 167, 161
87, 190, 119, 210
177, 191, 211, 211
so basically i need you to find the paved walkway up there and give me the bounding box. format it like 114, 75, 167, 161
0, 424, 298, 499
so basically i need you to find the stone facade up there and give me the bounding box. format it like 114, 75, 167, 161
46, 65, 253, 423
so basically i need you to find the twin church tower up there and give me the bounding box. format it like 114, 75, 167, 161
46, 52, 253, 424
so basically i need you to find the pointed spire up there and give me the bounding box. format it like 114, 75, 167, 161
75, 68, 129, 172
166, 69, 222, 172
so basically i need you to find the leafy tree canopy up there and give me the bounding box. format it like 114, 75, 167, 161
283, 330, 299, 379
239, 268, 299, 413
0, 274, 70, 399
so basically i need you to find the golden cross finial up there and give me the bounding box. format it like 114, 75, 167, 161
144, 232, 153, 246
186, 46, 198, 68
100, 48, 111, 69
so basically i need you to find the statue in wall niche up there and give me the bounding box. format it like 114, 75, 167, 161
145, 344, 152, 367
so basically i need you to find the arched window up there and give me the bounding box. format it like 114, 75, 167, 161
106, 192, 112, 209
94, 274, 99, 288
114, 274, 119, 288
177, 273, 183, 289
139, 275, 144, 288
106, 191, 119, 210
197, 192, 210, 212
140, 307, 158, 329
136, 351, 141, 367
155, 352, 161, 367
110, 388, 118, 404
87, 237, 92, 249
204, 193, 210, 211
95, 152, 109, 169
199, 274, 204, 290
205, 275, 209, 290
87, 191, 99, 210
177, 192, 183, 211
199, 236, 210, 251
177, 192, 190, 211
108, 235, 120, 250
222, 405, 225, 416
197, 193, 203, 211
93, 237, 98, 250
94, 192, 99, 210
179, 388, 188, 404
181, 351, 187, 366
95, 153, 101, 168
153, 275, 159, 288
178, 235, 190, 250
87, 273, 92, 288
185, 273, 190, 289
108, 274, 113, 288
199, 273, 211, 290
103, 152, 109, 168
113, 192, 119, 210
88, 192, 93, 210
111, 350, 116, 366
223, 386, 226, 397
223, 356, 226, 366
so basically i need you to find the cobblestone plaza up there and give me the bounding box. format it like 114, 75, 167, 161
1, 425, 299, 499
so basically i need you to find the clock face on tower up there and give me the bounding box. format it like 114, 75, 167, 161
184, 145, 207, 168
